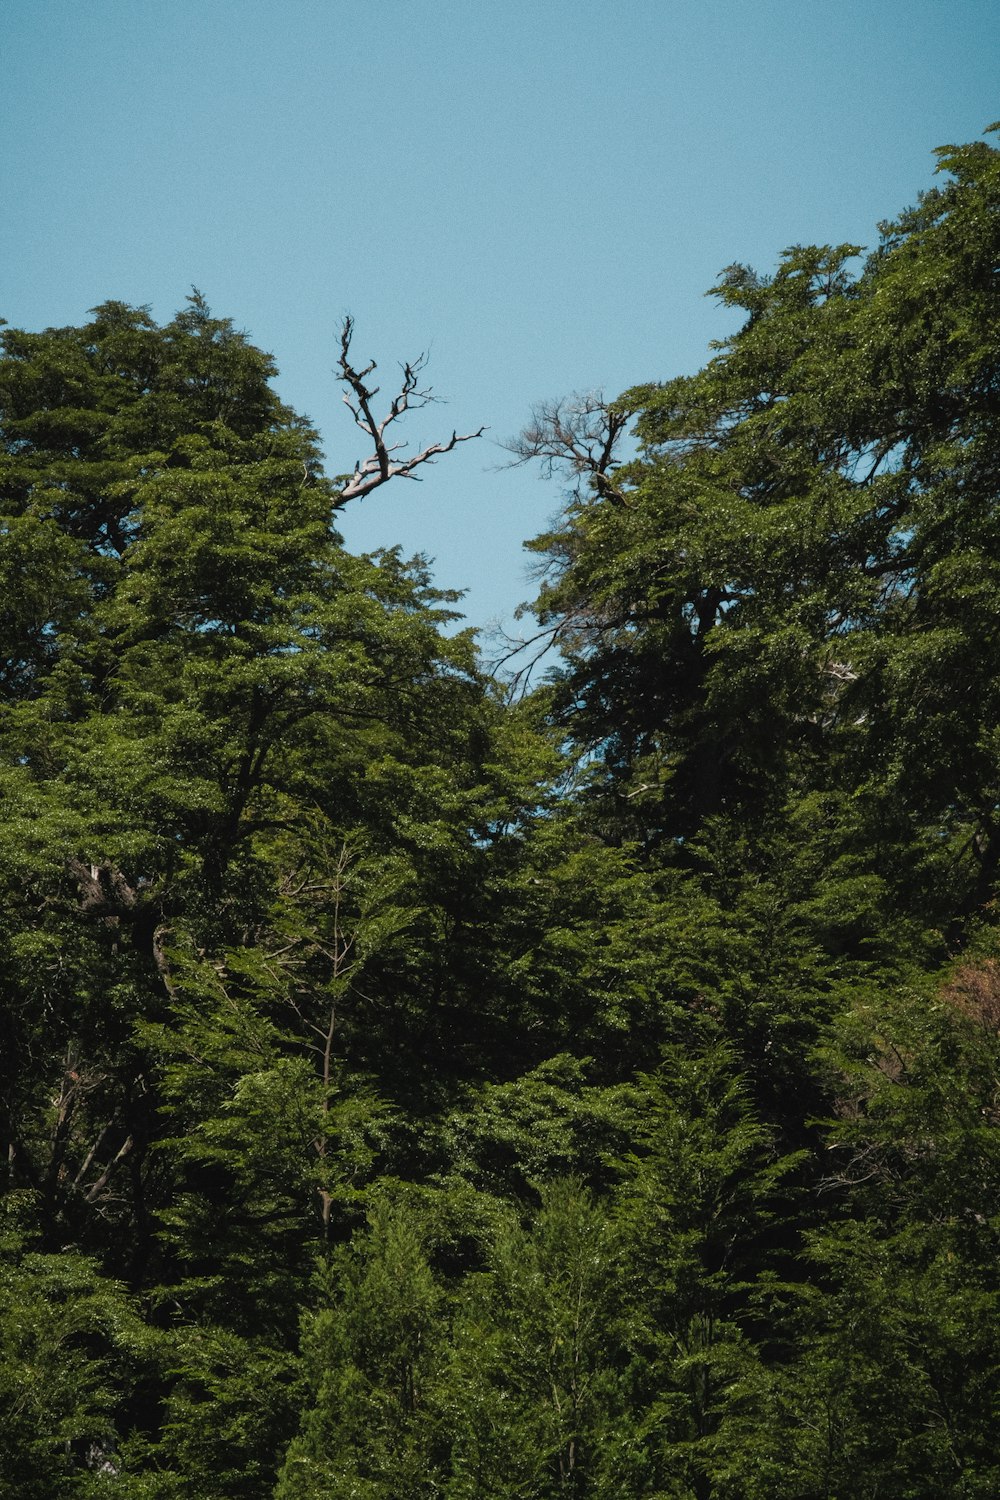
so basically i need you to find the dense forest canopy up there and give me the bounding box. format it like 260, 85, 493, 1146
2, 129, 1000, 1498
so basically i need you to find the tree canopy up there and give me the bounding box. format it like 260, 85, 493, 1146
3, 128, 1000, 1497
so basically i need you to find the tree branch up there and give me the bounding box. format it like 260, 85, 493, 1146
335, 316, 484, 504
502, 391, 634, 506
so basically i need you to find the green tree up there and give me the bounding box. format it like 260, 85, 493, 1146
444, 1178, 620, 1500
519, 129, 1000, 947
0, 1200, 154, 1499
0, 296, 509, 1495
723, 969, 1000, 1499
277, 1196, 448, 1500
605, 1048, 802, 1499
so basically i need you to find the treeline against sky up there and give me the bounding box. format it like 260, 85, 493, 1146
2, 129, 1000, 1498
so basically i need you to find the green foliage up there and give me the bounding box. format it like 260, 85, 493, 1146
444, 1179, 620, 1499
0, 1206, 153, 1498
604, 1049, 802, 1498
6, 129, 1000, 1494
277, 1198, 447, 1499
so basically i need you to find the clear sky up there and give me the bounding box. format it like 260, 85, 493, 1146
4, 0, 998, 646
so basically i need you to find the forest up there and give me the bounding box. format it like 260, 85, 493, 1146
1, 129, 999, 1498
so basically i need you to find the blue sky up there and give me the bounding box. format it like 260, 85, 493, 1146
4, 0, 998, 644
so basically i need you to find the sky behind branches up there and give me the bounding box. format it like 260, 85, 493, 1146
4, 0, 998, 643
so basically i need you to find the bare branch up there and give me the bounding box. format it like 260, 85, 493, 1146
335, 316, 484, 504
83, 1134, 134, 1203
481, 601, 593, 697
502, 391, 634, 506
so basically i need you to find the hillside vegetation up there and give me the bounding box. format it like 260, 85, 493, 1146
2, 130, 1000, 1498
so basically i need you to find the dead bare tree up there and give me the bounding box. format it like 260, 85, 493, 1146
335, 316, 484, 504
